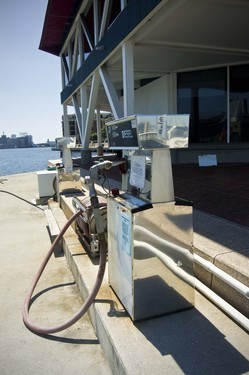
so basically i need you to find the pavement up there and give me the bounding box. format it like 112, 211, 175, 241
0, 173, 111, 375
172, 163, 249, 227
0, 168, 249, 375
173, 163, 249, 318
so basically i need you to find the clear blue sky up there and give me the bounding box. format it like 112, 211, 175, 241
0, 1, 67, 144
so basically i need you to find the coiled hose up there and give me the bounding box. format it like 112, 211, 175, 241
22, 209, 107, 334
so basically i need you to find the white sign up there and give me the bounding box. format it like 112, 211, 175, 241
129, 155, 146, 189
198, 154, 217, 167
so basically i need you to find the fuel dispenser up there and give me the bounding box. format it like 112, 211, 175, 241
106, 114, 195, 321
22, 114, 195, 334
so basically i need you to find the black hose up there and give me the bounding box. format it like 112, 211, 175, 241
22, 209, 107, 334
0, 190, 44, 211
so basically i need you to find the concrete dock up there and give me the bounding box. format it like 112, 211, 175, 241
0, 172, 111, 375
0, 171, 248, 374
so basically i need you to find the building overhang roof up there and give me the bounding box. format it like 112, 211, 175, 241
39, 0, 82, 56
39, 0, 249, 110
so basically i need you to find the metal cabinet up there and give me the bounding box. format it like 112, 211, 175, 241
108, 194, 195, 321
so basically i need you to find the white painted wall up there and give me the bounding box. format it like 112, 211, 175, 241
134, 74, 175, 114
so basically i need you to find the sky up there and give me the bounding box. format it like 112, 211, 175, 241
0, 1, 68, 144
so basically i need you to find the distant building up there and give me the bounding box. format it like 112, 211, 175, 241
0, 132, 34, 149
47, 139, 56, 147
61, 114, 81, 144
19, 132, 28, 138
61, 113, 108, 145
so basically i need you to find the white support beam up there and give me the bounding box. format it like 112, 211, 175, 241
99, 0, 110, 41
99, 67, 124, 119
80, 14, 94, 51
96, 107, 102, 146
68, 42, 73, 79
71, 26, 79, 76
61, 57, 66, 89
78, 20, 85, 65
169, 72, 177, 113
72, 94, 83, 141
80, 83, 88, 144
122, 41, 134, 116
120, 0, 127, 10
62, 105, 70, 137
83, 72, 101, 147
93, 0, 100, 46
61, 55, 69, 82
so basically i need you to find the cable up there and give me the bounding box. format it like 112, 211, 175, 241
0, 190, 44, 211
22, 209, 107, 334
100, 172, 111, 195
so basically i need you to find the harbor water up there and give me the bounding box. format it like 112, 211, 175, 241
0, 148, 61, 177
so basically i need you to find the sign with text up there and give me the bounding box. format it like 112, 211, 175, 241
106, 117, 139, 149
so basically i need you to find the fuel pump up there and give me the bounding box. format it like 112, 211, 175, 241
106, 114, 195, 321
23, 114, 194, 334
72, 160, 112, 256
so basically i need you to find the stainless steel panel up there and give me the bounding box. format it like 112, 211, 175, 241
136, 114, 190, 149
108, 198, 133, 317
108, 197, 194, 321
133, 203, 194, 320
106, 114, 190, 150
131, 148, 174, 202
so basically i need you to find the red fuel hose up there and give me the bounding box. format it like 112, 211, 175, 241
22, 209, 107, 334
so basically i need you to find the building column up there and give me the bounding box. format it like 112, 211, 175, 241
96, 106, 103, 155
62, 104, 70, 137
122, 41, 134, 116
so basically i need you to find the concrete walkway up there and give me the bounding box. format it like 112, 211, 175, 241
0, 171, 248, 375
0, 172, 111, 375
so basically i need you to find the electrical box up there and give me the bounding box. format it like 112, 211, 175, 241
37, 170, 57, 198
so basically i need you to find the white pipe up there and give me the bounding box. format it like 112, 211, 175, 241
134, 240, 194, 286
134, 226, 193, 260
134, 226, 249, 299
135, 239, 249, 332
194, 254, 249, 299
195, 279, 249, 332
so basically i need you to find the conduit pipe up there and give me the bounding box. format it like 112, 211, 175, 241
135, 226, 249, 299
134, 234, 249, 332
195, 279, 249, 332
134, 240, 194, 286
22, 209, 107, 334
194, 253, 249, 299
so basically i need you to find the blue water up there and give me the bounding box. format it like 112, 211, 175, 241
0, 148, 61, 176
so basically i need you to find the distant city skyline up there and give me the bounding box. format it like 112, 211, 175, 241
0, 1, 68, 144
1, 130, 53, 143
0, 131, 56, 149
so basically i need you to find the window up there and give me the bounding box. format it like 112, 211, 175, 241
230, 65, 249, 142
177, 68, 227, 143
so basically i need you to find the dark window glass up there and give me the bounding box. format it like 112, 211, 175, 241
230, 65, 249, 142
177, 68, 227, 143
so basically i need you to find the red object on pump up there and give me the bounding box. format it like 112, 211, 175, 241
111, 188, 119, 197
